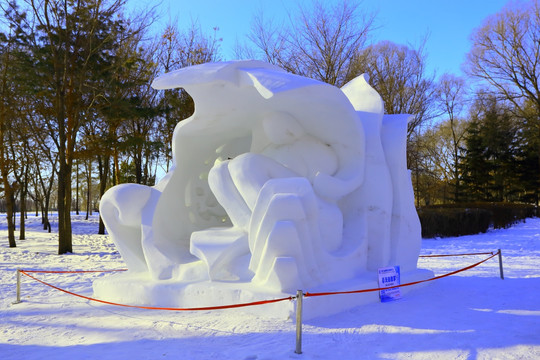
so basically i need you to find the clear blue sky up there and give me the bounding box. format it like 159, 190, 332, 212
131, 0, 511, 77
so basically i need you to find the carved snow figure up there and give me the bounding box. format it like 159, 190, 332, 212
94, 60, 430, 318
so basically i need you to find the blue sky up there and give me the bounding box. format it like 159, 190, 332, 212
131, 0, 511, 77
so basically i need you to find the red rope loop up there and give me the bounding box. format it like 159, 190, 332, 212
419, 251, 496, 258
21, 269, 127, 274
304, 251, 499, 298
18, 270, 293, 311
18, 250, 501, 308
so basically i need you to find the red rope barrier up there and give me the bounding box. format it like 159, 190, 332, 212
18, 250, 501, 309
19, 270, 294, 311
22, 269, 127, 274
419, 251, 495, 258
304, 251, 499, 298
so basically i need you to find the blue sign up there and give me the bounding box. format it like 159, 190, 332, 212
378, 266, 401, 302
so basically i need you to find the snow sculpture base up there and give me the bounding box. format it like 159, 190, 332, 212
96, 60, 429, 319
93, 269, 433, 320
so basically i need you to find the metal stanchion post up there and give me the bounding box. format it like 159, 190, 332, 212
498, 249, 504, 280
13, 269, 22, 304
295, 290, 303, 355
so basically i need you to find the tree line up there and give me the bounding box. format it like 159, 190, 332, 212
0, 0, 538, 252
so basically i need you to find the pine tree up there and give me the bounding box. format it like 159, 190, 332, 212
514, 104, 540, 205
460, 95, 521, 203
481, 104, 518, 202
460, 119, 489, 201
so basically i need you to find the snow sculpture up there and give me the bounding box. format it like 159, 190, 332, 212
94, 60, 430, 318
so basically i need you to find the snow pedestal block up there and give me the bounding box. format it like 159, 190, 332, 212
92, 268, 433, 321
93, 273, 297, 318
190, 227, 250, 280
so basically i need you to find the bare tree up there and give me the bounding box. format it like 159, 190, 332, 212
154, 21, 221, 172
351, 40, 438, 138
435, 74, 469, 202
466, 0, 539, 110
157, 22, 221, 70
349, 39, 438, 202
244, 0, 376, 87
465, 0, 540, 188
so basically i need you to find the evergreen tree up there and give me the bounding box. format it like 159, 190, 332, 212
460, 95, 521, 202
514, 103, 540, 204
460, 119, 489, 201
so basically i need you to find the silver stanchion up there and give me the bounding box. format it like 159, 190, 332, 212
498, 249, 504, 280
295, 290, 303, 355
13, 269, 22, 304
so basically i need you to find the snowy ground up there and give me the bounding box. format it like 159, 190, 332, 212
1, 213, 539, 360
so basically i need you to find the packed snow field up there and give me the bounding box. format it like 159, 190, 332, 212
1, 213, 539, 359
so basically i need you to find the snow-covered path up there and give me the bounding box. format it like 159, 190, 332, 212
1, 214, 539, 359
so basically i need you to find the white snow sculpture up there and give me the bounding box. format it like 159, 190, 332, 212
95, 60, 430, 317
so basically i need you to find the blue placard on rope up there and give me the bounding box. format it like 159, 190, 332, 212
378, 266, 401, 302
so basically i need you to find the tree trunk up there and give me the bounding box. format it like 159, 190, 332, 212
454, 147, 460, 203
58, 167, 73, 254
76, 159, 79, 215
86, 158, 91, 220
57, 90, 73, 255
97, 155, 110, 235
537, 115, 540, 207
113, 146, 120, 186
451, 118, 460, 203
40, 197, 51, 233
43, 197, 51, 233
3, 181, 17, 248
11, 192, 16, 231
19, 183, 26, 240
42, 164, 55, 232
135, 151, 142, 184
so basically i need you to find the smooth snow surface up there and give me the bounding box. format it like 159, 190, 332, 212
1, 214, 539, 359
